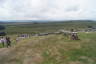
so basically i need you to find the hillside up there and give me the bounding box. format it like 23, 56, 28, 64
0, 33, 96, 64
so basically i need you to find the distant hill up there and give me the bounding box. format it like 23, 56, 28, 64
0, 20, 96, 24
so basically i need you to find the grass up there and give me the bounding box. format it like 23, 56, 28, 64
0, 32, 96, 64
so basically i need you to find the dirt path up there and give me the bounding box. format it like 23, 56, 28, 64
0, 48, 10, 59
0, 48, 9, 54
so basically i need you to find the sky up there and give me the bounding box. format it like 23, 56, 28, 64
0, 0, 96, 21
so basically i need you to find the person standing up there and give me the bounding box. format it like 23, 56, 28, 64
0, 37, 5, 47
6, 37, 11, 48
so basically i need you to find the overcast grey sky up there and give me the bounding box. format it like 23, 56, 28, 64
0, 0, 96, 20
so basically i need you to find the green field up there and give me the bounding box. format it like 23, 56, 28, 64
1, 21, 96, 34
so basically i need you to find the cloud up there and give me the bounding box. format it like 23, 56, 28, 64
0, 0, 96, 20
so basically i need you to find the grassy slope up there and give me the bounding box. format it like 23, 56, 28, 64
0, 32, 96, 64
